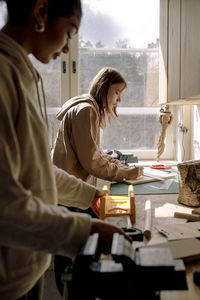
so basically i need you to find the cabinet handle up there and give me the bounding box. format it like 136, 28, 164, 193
72, 61, 76, 74
62, 61, 66, 74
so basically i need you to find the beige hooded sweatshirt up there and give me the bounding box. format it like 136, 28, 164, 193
52, 94, 132, 187
0, 32, 96, 299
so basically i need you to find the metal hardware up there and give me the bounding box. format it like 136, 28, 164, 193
178, 123, 188, 133
62, 61, 67, 74
72, 61, 76, 74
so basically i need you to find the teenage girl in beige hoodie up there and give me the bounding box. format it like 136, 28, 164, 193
0, 1, 131, 299
52, 67, 143, 186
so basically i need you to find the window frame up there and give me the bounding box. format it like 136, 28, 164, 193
61, 35, 177, 161
61, 35, 79, 104
0, 2, 194, 162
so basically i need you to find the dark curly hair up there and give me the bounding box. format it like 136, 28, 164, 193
0, 0, 82, 25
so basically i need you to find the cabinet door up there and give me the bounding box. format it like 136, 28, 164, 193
159, 0, 200, 104
181, 0, 200, 99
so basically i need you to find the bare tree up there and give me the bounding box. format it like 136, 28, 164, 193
115, 38, 131, 49
95, 40, 104, 48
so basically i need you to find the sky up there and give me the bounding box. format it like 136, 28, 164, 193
80, 0, 159, 48
0, 0, 159, 48
0, 2, 7, 29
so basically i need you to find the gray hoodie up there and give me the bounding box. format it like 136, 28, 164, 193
0, 32, 94, 299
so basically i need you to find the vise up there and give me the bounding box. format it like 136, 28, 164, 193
62, 233, 187, 300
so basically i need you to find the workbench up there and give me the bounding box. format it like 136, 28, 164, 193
97, 179, 200, 300
134, 194, 200, 300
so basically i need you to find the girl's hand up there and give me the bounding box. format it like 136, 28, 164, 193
91, 197, 101, 216
90, 219, 132, 253
91, 188, 108, 217
94, 188, 108, 198
126, 166, 144, 180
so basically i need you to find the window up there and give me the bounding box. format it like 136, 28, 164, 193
0, 1, 6, 27
74, 0, 172, 159
0, 1, 177, 160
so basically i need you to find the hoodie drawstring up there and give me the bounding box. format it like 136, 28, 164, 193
29, 66, 49, 130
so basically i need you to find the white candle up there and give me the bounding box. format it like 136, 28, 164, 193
144, 199, 152, 239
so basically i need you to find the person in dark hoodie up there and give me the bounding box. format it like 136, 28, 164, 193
51, 66, 143, 295
0, 1, 132, 299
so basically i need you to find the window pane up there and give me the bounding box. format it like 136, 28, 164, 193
101, 108, 160, 150
0, 2, 7, 28
79, 0, 161, 152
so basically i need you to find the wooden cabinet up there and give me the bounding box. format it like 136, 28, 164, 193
159, 0, 200, 104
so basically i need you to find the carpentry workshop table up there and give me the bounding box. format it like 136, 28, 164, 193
134, 193, 200, 300
97, 179, 200, 300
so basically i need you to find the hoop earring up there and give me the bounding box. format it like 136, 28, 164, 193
34, 22, 45, 33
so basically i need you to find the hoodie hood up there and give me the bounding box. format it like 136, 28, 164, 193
0, 31, 48, 126
0, 31, 38, 83
57, 94, 100, 121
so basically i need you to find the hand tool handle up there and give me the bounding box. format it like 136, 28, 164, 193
174, 211, 200, 221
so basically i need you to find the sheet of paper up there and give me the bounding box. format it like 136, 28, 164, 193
126, 167, 176, 185
125, 175, 159, 185
155, 203, 193, 218
143, 167, 177, 180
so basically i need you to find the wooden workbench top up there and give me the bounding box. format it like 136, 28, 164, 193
103, 190, 200, 300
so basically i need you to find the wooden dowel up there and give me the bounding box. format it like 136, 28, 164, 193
192, 208, 200, 215
99, 196, 106, 220
129, 185, 136, 224
144, 199, 152, 239
111, 196, 128, 200
174, 212, 200, 221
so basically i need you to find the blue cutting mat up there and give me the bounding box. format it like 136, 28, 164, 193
110, 177, 179, 195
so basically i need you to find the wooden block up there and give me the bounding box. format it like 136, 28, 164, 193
174, 212, 200, 221
192, 207, 200, 215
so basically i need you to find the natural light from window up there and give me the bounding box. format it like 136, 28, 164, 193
79, 0, 161, 156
